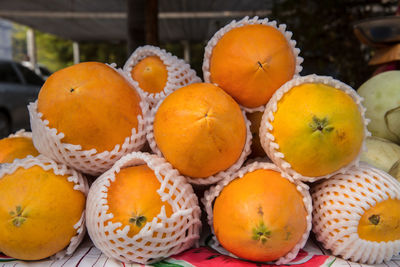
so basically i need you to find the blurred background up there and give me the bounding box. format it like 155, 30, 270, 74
0, 0, 399, 137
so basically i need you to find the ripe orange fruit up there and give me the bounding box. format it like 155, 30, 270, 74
0, 165, 85, 260
37, 62, 142, 153
266, 81, 364, 177
106, 164, 173, 237
153, 83, 247, 178
312, 163, 400, 264
130, 56, 168, 94
213, 168, 308, 262
0, 136, 39, 163
247, 111, 267, 158
358, 198, 400, 242
208, 24, 296, 108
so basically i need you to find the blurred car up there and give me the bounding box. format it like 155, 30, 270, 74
21, 61, 52, 80
0, 59, 44, 138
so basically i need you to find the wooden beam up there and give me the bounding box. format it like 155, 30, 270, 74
127, 0, 145, 54
145, 0, 158, 45
0, 10, 273, 19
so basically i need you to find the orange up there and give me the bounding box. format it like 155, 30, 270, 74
358, 198, 400, 242
0, 136, 39, 163
270, 83, 364, 177
131, 56, 168, 94
247, 111, 266, 158
213, 169, 307, 262
209, 24, 296, 108
153, 83, 246, 178
0, 165, 85, 260
106, 165, 173, 237
37, 62, 142, 153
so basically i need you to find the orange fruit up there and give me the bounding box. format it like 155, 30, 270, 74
153, 83, 246, 178
311, 163, 400, 264
358, 198, 400, 242
0, 136, 39, 163
0, 165, 85, 260
131, 56, 168, 94
213, 169, 308, 262
106, 164, 173, 238
247, 111, 267, 158
37, 62, 142, 153
209, 24, 296, 108
269, 83, 364, 177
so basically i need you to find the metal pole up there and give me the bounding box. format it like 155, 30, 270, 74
26, 28, 36, 71
73, 42, 80, 64
182, 40, 190, 63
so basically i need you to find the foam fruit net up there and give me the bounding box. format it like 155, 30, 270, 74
202, 161, 313, 265
123, 45, 202, 107
260, 74, 370, 182
202, 16, 303, 113
312, 162, 400, 264
28, 65, 149, 176
86, 152, 202, 264
146, 101, 252, 185
7, 129, 32, 139
0, 155, 89, 260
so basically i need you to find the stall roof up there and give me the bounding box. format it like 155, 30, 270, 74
0, 0, 276, 42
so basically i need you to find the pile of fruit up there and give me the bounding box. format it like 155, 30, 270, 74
1, 16, 400, 265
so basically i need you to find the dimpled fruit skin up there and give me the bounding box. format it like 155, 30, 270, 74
37, 62, 142, 153
271, 83, 364, 177
0, 165, 85, 260
213, 169, 307, 262
0, 137, 39, 163
210, 24, 296, 108
153, 83, 246, 178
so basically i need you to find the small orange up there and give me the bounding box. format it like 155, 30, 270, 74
153, 83, 246, 178
209, 24, 296, 108
37, 62, 142, 153
213, 169, 307, 262
106, 164, 173, 237
0, 136, 39, 163
0, 165, 85, 260
131, 56, 168, 94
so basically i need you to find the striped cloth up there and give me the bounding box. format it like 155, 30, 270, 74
1, 235, 400, 267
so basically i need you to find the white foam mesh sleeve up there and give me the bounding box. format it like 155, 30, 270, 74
86, 152, 202, 264
260, 74, 371, 183
312, 162, 400, 265
7, 129, 32, 139
202, 161, 312, 265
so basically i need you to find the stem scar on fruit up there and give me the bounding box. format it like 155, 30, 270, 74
309, 116, 334, 133
129, 214, 147, 228
368, 214, 380, 225
252, 221, 271, 244
9, 205, 27, 227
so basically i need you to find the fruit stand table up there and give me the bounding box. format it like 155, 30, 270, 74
2, 235, 400, 267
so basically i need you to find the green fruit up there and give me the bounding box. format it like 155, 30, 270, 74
358, 71, 400, 144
